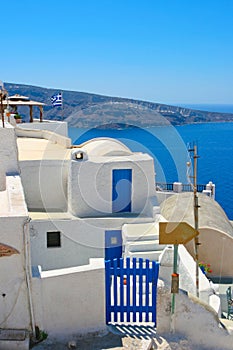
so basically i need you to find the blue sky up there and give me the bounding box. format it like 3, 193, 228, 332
1, 0, 233, 104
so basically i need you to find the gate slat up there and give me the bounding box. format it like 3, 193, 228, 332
152, 260, 158, 325
113, 258, 118, 322
105, 260, 111, 323
145, 259, 150, 322
119, 258, 124, 322
138, 258, 143, 322
126, 258, 131, 322
132, 258, 137, 322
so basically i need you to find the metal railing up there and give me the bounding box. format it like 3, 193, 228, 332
156, 182, 206, 193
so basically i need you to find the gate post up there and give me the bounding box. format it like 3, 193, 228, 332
105, 259, 111, 324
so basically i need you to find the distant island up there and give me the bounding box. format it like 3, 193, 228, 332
5, 82, 233, 128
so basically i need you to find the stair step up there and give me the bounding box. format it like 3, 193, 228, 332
122, 222, 159, 243
124, 240, 166, 253
0, 329, 29, 350
123, 250, 163, 261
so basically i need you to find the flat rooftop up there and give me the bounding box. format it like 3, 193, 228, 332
29, 211, 73, 220
17, 137, 71, 161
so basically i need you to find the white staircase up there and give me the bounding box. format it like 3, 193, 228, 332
0, 329, 30, 350
122, 219, 167, 261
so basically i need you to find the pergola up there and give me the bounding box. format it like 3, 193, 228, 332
3, 94, 46, 122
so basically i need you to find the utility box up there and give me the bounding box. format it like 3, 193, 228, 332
171, 273, 179, 293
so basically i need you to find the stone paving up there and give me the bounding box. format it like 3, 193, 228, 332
31, 324, 211, 350
32, 325, 153, 349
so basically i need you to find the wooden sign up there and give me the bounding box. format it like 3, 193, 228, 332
159, 222, 198, 245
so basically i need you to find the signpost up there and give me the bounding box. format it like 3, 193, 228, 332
159, 222, 199, 332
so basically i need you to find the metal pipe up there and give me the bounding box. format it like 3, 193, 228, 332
188, 144, 200, 297
23, 218, 36, 337
193, 145, 200, 297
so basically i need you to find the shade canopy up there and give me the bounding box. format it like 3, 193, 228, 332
3, 94, 46, 122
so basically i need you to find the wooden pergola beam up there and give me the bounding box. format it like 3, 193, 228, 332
29, 105, 33, 123
39, 106, 43, 122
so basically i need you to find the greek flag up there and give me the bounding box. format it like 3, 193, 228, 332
51, 92, 62, 107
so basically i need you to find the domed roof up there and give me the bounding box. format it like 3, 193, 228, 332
160, 192, 233, 237
79, 138, 133, 156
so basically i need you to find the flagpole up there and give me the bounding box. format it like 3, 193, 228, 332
61, 92, 64, 121
0, 81, 5, 128
0, 91, 4, 128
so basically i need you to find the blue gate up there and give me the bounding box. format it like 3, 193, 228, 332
105, 257, 159, 325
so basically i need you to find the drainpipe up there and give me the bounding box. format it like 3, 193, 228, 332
23, 217, 36, 337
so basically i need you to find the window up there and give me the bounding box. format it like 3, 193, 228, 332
47, 231, 61, 248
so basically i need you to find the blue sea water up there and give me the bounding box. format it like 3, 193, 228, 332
179, 104, 233, 114
69, 121, 233, 220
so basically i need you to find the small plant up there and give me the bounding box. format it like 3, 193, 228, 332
30, 326, 48, 348
199, 262, 212, 274
14, 113, 22, 119
35, 326, 48, 342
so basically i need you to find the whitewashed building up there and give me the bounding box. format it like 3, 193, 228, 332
0, 118, 163, 345
1, 116, 233, 349
17, 131, 160, 271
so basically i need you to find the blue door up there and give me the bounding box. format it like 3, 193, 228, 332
112, 169, 132, 213
105, 230, 122, 262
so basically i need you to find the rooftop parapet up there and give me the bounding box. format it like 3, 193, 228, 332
0, 121, 19, 175
0, 175, 28, 218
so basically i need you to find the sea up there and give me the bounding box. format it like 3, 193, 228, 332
68, 104, 233, 220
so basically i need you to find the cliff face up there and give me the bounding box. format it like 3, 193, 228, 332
5, 82, 233, 128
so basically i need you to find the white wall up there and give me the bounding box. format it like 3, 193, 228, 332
186, 227, 233, 278
19, 120, 68, 137
159, 245, 215, 304
0, 217, 31, 330
30, 218, 104, 270
68, 154, 156, 217
29, 215, 154, 271
177, 245, 212, 303
20, 160, 68, 211
0, 175, 31, 331
0, 123, 19, 175
31, 259, 106, 339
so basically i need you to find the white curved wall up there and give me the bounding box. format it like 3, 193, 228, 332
185, 227, 233, 277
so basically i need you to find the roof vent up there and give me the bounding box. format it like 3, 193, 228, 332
71, 149, 88, 161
